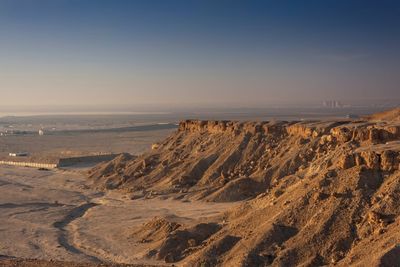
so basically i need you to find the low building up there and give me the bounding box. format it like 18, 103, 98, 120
9, 152, 29, 157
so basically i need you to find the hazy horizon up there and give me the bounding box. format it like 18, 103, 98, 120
1, 0, 400, 109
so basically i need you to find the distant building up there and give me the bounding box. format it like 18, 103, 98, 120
346, 114, 359, 119
1, 130, 27, 136
9, 152, 29, 157
322, 100, 343, 108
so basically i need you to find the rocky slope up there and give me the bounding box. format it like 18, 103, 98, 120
364, 107, 400, 121
89, 109, 400, 266
0, 258, 158, 267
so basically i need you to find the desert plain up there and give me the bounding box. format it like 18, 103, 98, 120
0, 164, 235, 266
1, 109, 400, 267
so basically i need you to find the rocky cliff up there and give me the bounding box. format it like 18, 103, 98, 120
88, 110, 400, 266
89, 119, 400, 201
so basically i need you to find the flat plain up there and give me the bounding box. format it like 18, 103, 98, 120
0, 165, 236, 266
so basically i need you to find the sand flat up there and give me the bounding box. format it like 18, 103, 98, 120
0, 165, 236, 265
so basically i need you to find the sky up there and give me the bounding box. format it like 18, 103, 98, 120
0, 0, 399, 111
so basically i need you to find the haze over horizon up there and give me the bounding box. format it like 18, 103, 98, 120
1, 0, 400, 110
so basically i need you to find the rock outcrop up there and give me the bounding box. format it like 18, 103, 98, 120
89, 119, 400, 197
365, 107, 400, 121
88, 109, 400, 266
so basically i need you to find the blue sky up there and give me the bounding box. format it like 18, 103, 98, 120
0, 0, 399, 109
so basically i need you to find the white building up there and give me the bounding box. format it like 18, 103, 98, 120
9, 152, 29, 157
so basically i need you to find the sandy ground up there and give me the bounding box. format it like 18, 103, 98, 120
0, 165, 236, 266
0, 129, 174, 163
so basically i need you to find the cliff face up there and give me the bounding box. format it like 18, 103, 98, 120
88, 116, 400, 266
89, 119, 400, 200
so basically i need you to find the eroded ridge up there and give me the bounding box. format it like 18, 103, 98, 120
88, 109, 400, 266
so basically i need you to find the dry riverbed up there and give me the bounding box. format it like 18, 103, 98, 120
0, 166, 236, 266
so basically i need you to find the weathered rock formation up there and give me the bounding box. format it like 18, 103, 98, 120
364, 107, 400, 121
88, 108, 400, 266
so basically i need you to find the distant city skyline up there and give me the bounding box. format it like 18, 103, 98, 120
0, 0, 399, 109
